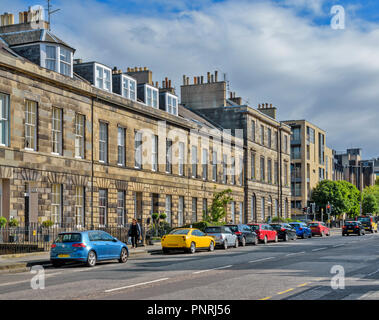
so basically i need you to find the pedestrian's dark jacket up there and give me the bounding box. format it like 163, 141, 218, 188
128, 223, 141, 236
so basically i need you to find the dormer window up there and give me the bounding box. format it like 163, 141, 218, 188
166, 94, 178, 116
122, 75, 136, 101
41, 44, 73, 77
145, 85, 158, 109
159, 92, 178, 116
95, 64, 112, 92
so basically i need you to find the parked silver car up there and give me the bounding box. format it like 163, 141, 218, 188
204, 226, 238, 249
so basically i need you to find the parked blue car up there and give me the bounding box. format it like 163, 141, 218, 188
289, 222, 312, 239
50, 231, 129, 267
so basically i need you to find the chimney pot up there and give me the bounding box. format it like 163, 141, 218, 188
183, 75, 186, 85
215, 71, 218, 82
194, 77, 197, 85
186, 77, 189, 85
207, 72, 211, 83
201, 76, 204, 84
168, 79, 171, 88
211, 74, 214, 83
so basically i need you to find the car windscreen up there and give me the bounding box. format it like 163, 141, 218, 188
226, 225, 238, 232
308, 223, 319, 227
270, 224, 282, 230
169, 229, 190, 235
358, 217, 370, 222
55, 233, 82, 243
205, 227, 222, 233
345, 221, 357, 226
249, 225, 259, 231
289, 223, 300, 228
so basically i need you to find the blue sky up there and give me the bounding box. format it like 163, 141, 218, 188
1, 0, 378, 159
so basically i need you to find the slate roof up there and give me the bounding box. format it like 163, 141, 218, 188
0, 29, 74, 51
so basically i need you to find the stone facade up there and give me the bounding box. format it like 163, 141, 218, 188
0, 49, 245, 229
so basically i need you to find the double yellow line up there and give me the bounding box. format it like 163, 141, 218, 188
259, 282, 310, 300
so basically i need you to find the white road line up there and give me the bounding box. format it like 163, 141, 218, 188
193, 265, 233, 274
104, 278, 170, 293
312, 247, 327, 252
333, 244, 345, 248
0, 272, 63, 288
248, 257, 275, 263
286, 251, 305, 257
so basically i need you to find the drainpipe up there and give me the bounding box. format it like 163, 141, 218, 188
91, 97, 94, 229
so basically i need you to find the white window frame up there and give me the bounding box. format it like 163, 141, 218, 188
165, 93, 178, 116
117, 190, 126, 226
165, 195, 172, 225
94, 63, 112, 92
231, 201, 235, 224
75, 114, 85, 159
99, 189, 108, 227
145, 85, 159, 109
75, 186, 84, 227
51, 184, 62, 225
166, 139, 173, 174
121, 75, 137, 101
99, 122, 108, 163
152, 134, 158, 172
41, 44, 73, 77
178, 142, 184, 176
212, 151, 217, 182
0, 93, 9, 147
51, 107, 62, 155
25, 100, 37, 151
178, 196, 184, 226
191, 146, 197, 178
135, 131, 143, 169
202, 148, 208, 180
117, 126, 126, 166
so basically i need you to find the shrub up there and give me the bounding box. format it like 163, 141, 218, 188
159, 213, 167, 220
0, 216, 7, 228
42, 220, 54, 228
271, 217, 286, 223
8, 218, 19, 228
152, 213, 159, 221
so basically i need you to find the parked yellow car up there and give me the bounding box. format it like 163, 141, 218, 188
161, 228, 215, 254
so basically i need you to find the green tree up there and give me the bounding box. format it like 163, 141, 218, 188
375, 176, 379, 186
205, 188, 233, 224
363, 185, 379, 209
311, 180, 360, 217
362, 194, 379, 214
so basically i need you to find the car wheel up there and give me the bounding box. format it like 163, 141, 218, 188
162, 248, 170, 254
209, 241, 215, 252
274, 235, 278, 243
254, 237, 258, 245
263, 236, 268, 244
320, 232, 324, 237
358, 231, 361, 236
308, 233, 312, 238
189, 242, 196, 254
119, 248, 128, 263
234, 239, 239, 248
241, 237, 246, 247
223, 240, 228, 250
86, 250, 97, 267
284, 234, 288, 242
302, 232, 306, 239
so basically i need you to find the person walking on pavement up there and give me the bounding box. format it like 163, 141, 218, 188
128, 219, 141, 249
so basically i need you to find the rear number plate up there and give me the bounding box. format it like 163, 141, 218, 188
58, 254, 70, 258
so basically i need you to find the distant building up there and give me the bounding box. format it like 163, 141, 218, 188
334, 149, 376, 191
281, 120, 334, 216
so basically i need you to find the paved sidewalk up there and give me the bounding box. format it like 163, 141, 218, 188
0, 243, 162, 274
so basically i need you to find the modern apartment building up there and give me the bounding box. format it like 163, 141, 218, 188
281, 120, 333, 216
0, 9, 246, 229
334, 149, 376, 191
181, 74, 292, 223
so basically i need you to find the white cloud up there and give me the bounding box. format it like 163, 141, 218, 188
1, 0, 378, 158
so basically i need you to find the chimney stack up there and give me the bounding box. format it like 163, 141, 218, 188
215, 71, 218, 82
207, 72, 211, 83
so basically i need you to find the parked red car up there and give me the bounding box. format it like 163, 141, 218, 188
248, 223, 278, 244
308, 221, 330, 237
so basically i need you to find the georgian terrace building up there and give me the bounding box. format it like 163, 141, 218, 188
0, 11, 245, 229
180, 74, 292, 222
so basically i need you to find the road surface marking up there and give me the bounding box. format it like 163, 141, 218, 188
333, 244, 345, 248
193, 265, 233, 274
278, 288, 294, 295
297, 282, 310, 287
104, 278, 170, 293
248, 257, 275, 263
312, 247, 327, 252
286, 251, 305, 256
0, 271, 63, 288
260, 296, 272, 300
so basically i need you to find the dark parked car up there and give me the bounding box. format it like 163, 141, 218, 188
225, 224, 258, 246
270, 223, 297, 241
342, 221, 365, 236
